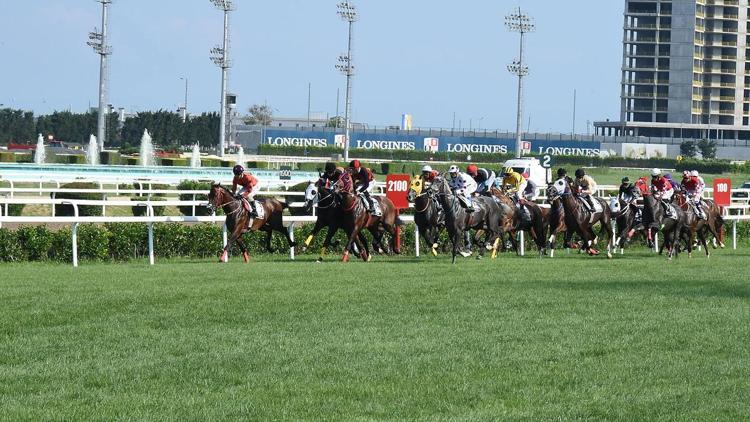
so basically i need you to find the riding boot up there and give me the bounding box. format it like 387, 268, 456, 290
249, 200, 258, 218
585, 196, 595, 212
364, 192, 378, 215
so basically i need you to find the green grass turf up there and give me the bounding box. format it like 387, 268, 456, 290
1, 251, 749, 420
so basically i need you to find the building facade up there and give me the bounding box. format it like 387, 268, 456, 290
597, 0, 750, 139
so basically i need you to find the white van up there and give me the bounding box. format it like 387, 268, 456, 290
502, 157, 549, 187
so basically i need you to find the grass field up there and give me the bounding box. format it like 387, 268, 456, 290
2, 251, 750, 420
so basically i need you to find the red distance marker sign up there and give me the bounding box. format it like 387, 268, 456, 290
386, 174, 411, 210
713, 178, 732, 207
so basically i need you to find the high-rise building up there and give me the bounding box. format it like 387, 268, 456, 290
596, 0, 750, 139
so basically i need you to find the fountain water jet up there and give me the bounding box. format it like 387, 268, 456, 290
34, 134, 46, 164
236, 146, 246, 168
87, 134, 99, 165
191, 143, 201, 168
139, 129, 154, 166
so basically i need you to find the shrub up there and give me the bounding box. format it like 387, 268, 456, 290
131, 197, 166, 216
53, 182, 103, 216
697, 139, 717, 159
680, 140, 697, 158
77, 224, 110, 261
177, 180, 212, 216
15, 225, 53, 261
106, 223, 148, 261
0, 228, 25, 262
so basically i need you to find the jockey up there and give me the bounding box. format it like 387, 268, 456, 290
232, 164, 259, 217
650, 168, 675, 217
317, 162, 344, 189
421, 165, 439, 186
466, 164, 496, 196
448, 165, 476, 212
635, 176, 650, 197
682, 170, 706, 219
572, 169, 597, 212
557, 167, 574, 185
501, 166, 527, 202
347, 159, 379, 216
618, 177, 636, 201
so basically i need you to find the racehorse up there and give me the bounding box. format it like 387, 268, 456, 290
672, 191, 725, 251
545, 189, 572, 258
610, 185, 646, 253
641, 190, 688, 260
407, 175, 444, 256
547, 178, 614, 258
433, 177, 504, 264
490, 187, 547, 257
302, 183, 345, 261
338, 190, 402, 262
207, 183, 296, 263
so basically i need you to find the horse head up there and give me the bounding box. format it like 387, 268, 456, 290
207, 182, 225, 213
546, 178, 568, 202
407, 175, 423, 202
304, 182, 318, 214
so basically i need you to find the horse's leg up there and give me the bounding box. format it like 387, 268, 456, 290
317, 226, 336, 262
236, 236, 250, 263
602, 216, 614, 259
357, 231, 371, 261
220, 225, 243, 263
264, 228, 275, 253
303, 220, 325, 252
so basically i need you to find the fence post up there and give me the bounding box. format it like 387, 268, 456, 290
288, 222, 296, 260
51, 192, 56, 216
9, 181, 14, 198
148, 204, 155, 265
654, 232, 659, 253
102, 194, 107, 216
733, 219, 737, 250
222, 224, 228, 248
192, 194, 196, 217
519, 231, 525, 256
415, 224, 420, 257
72, 223, 78, 268
394, 209, 401, 253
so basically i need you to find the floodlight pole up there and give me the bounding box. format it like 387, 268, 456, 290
89, 0, 112, 152
211, 0, 233, 158
337, 2, 357, 162
506, 8, 534, 158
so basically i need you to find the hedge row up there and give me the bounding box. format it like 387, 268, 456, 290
0, 222, 425, 263
2, 221, 746, 263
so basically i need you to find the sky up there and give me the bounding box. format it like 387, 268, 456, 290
0, 0, 624, 134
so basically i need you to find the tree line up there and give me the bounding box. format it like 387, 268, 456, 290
0, 108, 220, 150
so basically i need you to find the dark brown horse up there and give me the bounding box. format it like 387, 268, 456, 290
642, 191, 688, 260
610, 186, 647, 253
407, 175, 445, 256
547, 178, 614, 258
673, 192, 724, 257
491, 188, 547, 256
207, 183, 296, 263
545, 192, 572, 258
339, 191, 402, 262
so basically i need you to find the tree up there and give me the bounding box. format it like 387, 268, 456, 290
244, 104, 273, 126
697, 139, 717, 159
326, 116, 344, 128
0, 108, 35, 144
679, 140, 697, 158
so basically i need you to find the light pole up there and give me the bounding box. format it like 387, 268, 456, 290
180, 77, 189, 122
336, 1, 357, 162
210, 0, 233, 158
506, 8, 534, 158
88, 0, 112, 152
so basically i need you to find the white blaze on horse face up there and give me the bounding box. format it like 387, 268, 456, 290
610, 197, 621, 212
304, 183, 317, 202
553, 179, 566, 195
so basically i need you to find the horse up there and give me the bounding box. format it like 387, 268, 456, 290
672, 191, 725, 250
672, 191, 723, 257
490, 187, 547, 257
433, 177, 504, 264
407, 175, 444, 256
546, 178, 614, 258
610, 186, 647, 253
207, 183, 296, 263
338, 189, 402, 262
641, 191, 688, 260
545, 188, 572, 258
302, 182, 346, 261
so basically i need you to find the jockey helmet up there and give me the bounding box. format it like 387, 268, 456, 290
466, 164, 478, 176
682, 170, 690, 178
650, 168, 662, 177
503, 166, 513, 176
324, 162, 336, 173
232, 165, 244, 176
690, 170, 700, 177
448, 165, 459, 174
421, 165, 433, 173
557, 168, 567, 177
621, 177, 629, 183
575, 168, 585, 178
349, 159, 361, 169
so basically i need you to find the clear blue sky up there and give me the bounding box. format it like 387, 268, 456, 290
0, 0, 623, 134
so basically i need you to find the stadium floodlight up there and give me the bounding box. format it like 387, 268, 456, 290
210, 0, 234, 158
505, 8, 535, 158
337, 2, 358, 162
88, 0, 113, 152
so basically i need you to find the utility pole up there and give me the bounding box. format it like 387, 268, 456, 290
180, 77, 189, 122
88, 0, 112, 151
506, 8, 535, 158
336, 1, 357, 162
307, 82, 312, 127
210, 0, 234, 158
572, 89, 577, 135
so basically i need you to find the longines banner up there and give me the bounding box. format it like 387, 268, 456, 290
264, 129, 602, 157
